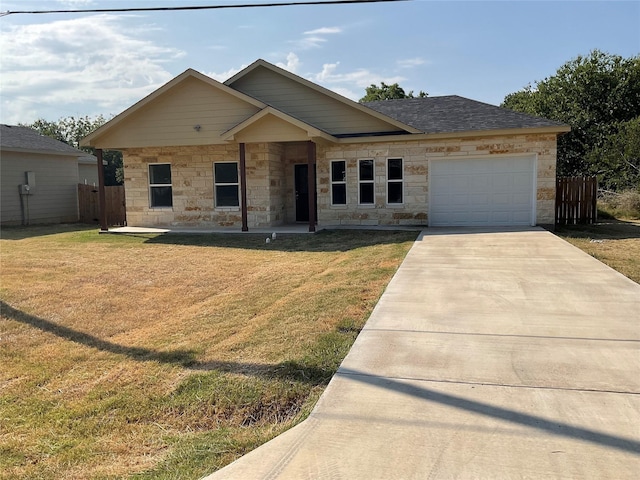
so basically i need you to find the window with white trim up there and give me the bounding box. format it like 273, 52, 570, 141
387, 158, 403, 204
358, 159, 375, 205
149, 163, 172, 207
214, 162, 240, 207
331, 160, 346, 205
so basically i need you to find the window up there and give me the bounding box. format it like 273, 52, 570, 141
149, 164, 172, 207
358, 159, 375, 204
387, 158, 403, 204
331, 160, 346, 205
214, 162, 239, 207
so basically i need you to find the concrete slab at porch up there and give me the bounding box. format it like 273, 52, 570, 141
103, 225, 425, 235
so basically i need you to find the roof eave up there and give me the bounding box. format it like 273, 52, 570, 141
0, 146, 87, 157
333, 125, 571, 144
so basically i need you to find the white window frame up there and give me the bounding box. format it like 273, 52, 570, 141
358, 159, 375, 205
148, 163, 173, 208
214, 161, 240, 209
386, 157, 404, 205
330, 160, 347, 206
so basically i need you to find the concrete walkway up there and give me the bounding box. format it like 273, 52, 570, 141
204, 227, 640, 479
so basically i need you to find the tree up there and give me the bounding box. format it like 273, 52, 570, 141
23, 116, 123, 186
502, 50, 640, 189
360, 82, 427, 102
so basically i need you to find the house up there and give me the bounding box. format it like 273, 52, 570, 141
1, 124, 98, 225
81, 59, 569, 231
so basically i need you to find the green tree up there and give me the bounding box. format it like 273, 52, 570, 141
502, 50, 640, 189
360, 82, 427, 102
24, 116, 123, 186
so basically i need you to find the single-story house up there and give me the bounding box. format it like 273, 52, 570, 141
1, 124, 98, 225
81, 59, 569, 231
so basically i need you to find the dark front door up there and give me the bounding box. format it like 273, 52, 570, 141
294, 164, 316, 222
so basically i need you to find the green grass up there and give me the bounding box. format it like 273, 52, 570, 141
555, 219, 640, 284
0, 226, 416, 479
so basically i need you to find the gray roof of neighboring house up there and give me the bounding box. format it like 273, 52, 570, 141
363, 96, 567, 134
0, 124, 88, 156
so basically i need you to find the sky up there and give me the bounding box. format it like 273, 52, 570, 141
0, 0, 638, 125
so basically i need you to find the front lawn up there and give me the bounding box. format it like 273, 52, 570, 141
555, 219, 640, 284
0, 226, 416, 479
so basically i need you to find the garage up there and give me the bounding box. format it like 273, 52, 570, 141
429, 156, 536, 227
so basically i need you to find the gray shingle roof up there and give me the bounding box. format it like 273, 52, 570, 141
363, 96, 567, 134
0, 124, 87, 156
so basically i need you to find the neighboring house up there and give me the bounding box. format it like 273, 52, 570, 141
0, 124, 96, 225
78, 155, 101, 186
81, 59, 569, 230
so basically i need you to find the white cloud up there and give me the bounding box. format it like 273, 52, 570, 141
292, 25, 342, 50
0, 14, 184, 123
205, 66, 246, 82
397, 57, 426, 68
304, 27, 342, 35
276, 53, 301, 74
312, 62, 405, 90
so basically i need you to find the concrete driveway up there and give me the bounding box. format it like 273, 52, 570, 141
205, 227, 640, 479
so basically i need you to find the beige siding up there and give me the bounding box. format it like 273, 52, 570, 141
93, 77, 261, 149
229, 67, 404, 136
0, 151, 79, 225
234, 115, 311, 143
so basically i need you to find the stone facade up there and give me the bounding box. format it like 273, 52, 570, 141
121, 133, 557, 228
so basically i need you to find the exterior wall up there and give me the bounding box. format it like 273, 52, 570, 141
317, 133, 557, 226
122, 144, 285, 228
0, 151, 79, 225
78, 162, 99, 186
96, 76, 260, 148
120, 133, 557, 229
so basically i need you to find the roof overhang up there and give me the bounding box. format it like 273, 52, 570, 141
0, 146, 87, 157
329, 125, 571, 144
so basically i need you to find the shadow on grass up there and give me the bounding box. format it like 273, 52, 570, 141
0, 301, 341, 385
555, 218, 640, 241
0, 223, 98, 241
141, 229, 419, 253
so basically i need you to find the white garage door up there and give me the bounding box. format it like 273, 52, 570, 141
429, 156, 536, 227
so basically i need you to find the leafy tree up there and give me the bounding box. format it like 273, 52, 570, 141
24, 116, 123, 186
502, 50, 640, 189
586, 117, 640, 191
360, 82, 427, 102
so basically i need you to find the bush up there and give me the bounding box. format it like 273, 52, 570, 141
598, 189, 640, 219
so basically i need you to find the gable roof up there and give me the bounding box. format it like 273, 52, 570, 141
225, 59, 421, 135
1, 124, 87, 156
81, 69, 266, 147
363, 96, 570, 134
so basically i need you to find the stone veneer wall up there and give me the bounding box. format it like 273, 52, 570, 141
121, 133, 557, 228
316, 133, 557, 226
122, 144, 284, 228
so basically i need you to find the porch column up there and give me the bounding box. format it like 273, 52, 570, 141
307, 140, 317, 232
96, 148, 108, 232
239, 143, 248, 232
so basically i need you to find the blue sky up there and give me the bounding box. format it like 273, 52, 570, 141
0, 0, 638, 125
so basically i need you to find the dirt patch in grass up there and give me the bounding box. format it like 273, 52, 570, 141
0, 227, 416, 479
554, 219, 640, 284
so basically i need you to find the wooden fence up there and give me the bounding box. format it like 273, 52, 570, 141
78, 184, 126, 226
555, 176, 597, 225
